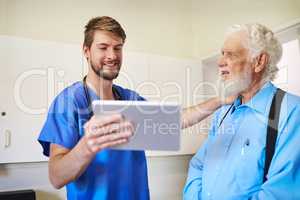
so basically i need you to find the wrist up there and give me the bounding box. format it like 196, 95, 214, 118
76, 137, 95, 160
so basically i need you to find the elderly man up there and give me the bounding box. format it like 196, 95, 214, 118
183, 23, 300, 200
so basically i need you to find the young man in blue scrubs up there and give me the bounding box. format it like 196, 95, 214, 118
38, 16, 231, 200
183, 23, 300, 200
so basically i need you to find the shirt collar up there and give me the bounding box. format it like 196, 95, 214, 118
235, 81, 277, 115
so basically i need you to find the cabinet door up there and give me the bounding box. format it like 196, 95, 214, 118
0, 36, 83, 163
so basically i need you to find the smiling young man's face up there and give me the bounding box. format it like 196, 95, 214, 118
84, 30, 124, 81
217, 31, 254, 97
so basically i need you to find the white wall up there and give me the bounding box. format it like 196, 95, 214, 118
1, 0, 300, 59
191, 0, 300, 58
0, 0, 7, 34
1, 0, 194, 59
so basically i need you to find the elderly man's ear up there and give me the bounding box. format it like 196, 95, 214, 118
254, 53, 269, 73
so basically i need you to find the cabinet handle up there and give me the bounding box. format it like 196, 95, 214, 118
4, 130, 11, 148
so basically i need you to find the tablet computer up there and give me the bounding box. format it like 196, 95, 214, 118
92, 100, 181, 151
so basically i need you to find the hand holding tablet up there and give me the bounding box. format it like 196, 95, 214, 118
92, 100, 181, 151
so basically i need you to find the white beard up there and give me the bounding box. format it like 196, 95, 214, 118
218, 69, 252, 99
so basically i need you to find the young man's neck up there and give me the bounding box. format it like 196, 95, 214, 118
86, 72, 115, 100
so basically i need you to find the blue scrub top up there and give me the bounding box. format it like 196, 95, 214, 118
38, 82, 150, 200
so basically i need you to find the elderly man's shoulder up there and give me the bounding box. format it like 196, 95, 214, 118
280, 91, 300, 120
284, 91, 300, 108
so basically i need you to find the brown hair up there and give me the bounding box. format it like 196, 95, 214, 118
84, 16, 126, 48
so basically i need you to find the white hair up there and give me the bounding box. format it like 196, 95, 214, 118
226, 23, 282, 81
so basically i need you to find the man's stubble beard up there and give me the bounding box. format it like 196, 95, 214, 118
91, 62, 121, 81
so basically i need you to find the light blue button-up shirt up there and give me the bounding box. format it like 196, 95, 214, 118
183, 82, 300, 200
